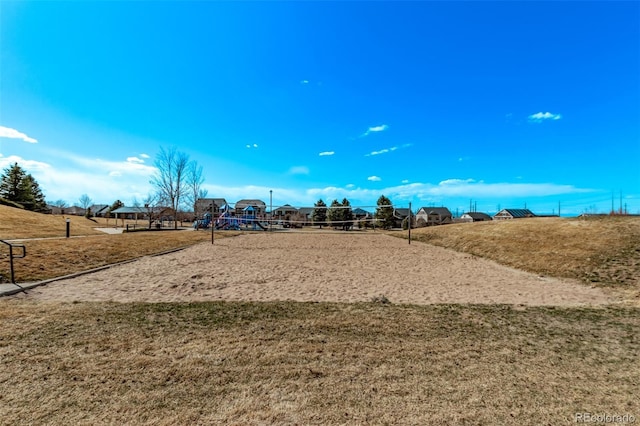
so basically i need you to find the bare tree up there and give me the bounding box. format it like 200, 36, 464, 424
143, 193, 159, 229
78, 194, 93, 210
150, 146, 190, 229
185, 161, 205, 216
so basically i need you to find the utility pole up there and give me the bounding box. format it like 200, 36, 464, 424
620, 190, 623, 215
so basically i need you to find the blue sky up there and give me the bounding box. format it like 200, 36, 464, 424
1, 1, 638, 216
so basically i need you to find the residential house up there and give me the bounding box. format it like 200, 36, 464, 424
297, 207, 315, 226
493, 208, 536, 220
352, 208, 372, 220
88, 204, 109, 217
235, 199, 267, 218
195, 198, 228, 217
64, 206, 87, 216
272, 204, 298, 220
459, 212, 493, 222
415, 207, 453, 226
393, 208, 412, 228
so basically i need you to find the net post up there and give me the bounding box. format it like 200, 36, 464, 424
408, 202, 412, 244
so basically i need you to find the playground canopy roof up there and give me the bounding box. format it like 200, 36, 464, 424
111, 206, 168, 215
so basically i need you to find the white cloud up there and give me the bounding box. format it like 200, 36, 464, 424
528, 112, 562, 123
126, 156, 145, 164
367, 148, 389, 156
365, 143, 411, 157
368, 176, 382, 182
0, 153, 157, 205
439, 178, 476, 186
301, 80, 309, 84
361, 124, 389, 137
140, 153, 150, 159
345, 184, 354, 188
246, 143, 259, 149
289, 166, 310, 175
0, 126, 38, 143
319, 151, 335, 156
0, 154, 51, 172
401, 179, 409, 184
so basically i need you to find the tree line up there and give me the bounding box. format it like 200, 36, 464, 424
311, 195, 395, 230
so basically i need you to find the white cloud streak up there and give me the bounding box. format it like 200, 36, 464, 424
0, 153, 157, 204
361, 124, 389, 137
367, 176, 382, 182
528, 112, 562, 123
0, 126, 38, 143
365, 143, 411, 157
319, 151, 335, 156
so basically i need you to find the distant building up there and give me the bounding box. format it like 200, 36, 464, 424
493, 208, 536, 220
235, 199, 267, 217
89, 204, 109, 217
459, 212, 493, 222
272, 204, 298, 220
415, 207, 453, 226
195, 198, 228, 217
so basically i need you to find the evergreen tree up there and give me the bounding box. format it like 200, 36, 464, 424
327, 199, 342, 227
21, 174, 47, 212
341, 198, 354, 231
0, 163, 47, 211
375, 195, 394, 229
0, 162, 27, 202
312, 199, 327, 228
105, 200, 124, 219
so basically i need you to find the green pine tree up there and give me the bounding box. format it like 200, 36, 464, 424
341, 198, 353, 231
375, 195, 394, 229
0, 163, 47, 211
327, 199, 342, 228
312, 199, 327, 228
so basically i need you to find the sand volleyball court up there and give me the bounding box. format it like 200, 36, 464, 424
19, 232, 611, 306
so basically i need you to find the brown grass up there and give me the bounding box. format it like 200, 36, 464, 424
0, 301, 638, 425
0, 205, 106, 239
1, 204, 246, 283
407, 216, 640, 290
1, 229, 239, 283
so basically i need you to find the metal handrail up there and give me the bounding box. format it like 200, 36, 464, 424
1, 239, 26, 284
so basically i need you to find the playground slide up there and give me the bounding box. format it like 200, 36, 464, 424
254, 221, 267, 230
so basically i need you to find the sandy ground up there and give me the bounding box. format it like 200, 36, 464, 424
17, 233, 612, 306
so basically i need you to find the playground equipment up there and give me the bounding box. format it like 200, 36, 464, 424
210, 205, 268, 231
193, 213, 212, 230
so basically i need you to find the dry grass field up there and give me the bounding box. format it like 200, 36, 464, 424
1, 207, 639, 424
408, 216, 640, 290
1, 301, 638, 425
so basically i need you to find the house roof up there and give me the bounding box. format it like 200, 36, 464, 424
463, 212, 492, 220
352, 208, 371, 216
196, 198, 228, 208
393, 208, 411, 218
235, 199, 266, 208
496, 208, 536, 218
111, 206, 148, 215
418, 207, 452, 217
89, 204, 109, 214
